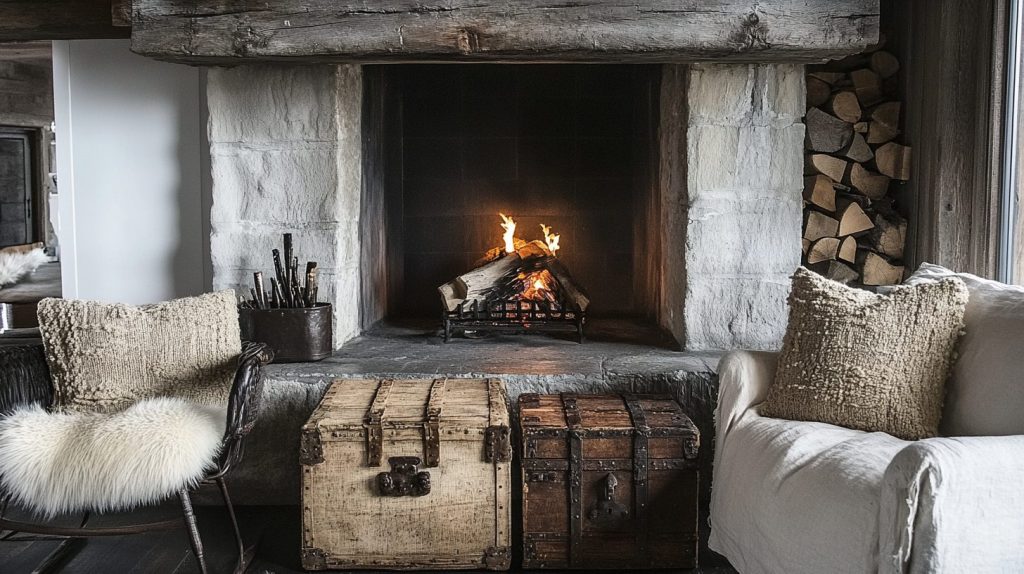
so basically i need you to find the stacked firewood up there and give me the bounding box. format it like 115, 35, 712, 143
803, 42, 910, 286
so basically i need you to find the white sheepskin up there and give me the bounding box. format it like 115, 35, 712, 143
0, 398, 225, 518
0, 247, 48, 287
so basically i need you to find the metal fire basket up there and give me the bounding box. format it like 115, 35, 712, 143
442, 297, 585, 343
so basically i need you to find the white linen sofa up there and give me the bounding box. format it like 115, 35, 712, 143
708, 264, 1024, 574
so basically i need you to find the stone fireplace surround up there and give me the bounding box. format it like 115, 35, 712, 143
209, 62, 804, 352
200, 61, 806, 508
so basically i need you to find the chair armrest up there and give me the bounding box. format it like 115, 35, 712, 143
210, 341, 274, 479
879, 435, 1024, 574
714, 351, 778, 439
0, 344, 53, 413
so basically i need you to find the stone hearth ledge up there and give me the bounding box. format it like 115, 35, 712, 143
206, 321, 722, 505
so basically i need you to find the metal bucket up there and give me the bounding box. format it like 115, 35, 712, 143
238, 303, 332, 363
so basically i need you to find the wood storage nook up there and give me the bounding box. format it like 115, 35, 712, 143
519, 393, 700, 569
300, 378, 512, 570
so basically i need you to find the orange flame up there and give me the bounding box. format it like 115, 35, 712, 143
499, 213, 516, 253
520, 270, 557, 302
540, 224, 560, 256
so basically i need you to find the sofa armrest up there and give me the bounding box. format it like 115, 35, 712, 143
714, 351, 778, 439
879, 435, 1024, 574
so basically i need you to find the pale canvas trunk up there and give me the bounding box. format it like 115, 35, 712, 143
300, 377, 512, 570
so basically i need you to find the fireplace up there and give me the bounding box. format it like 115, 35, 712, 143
355, 64, 660, 341
208, 62, 808, 351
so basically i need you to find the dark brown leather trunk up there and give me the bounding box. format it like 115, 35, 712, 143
519, 393, 700, 569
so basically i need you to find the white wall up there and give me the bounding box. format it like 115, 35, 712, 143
52, 40, 209, 304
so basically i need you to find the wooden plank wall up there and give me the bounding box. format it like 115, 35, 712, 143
889, 0, 1007, 278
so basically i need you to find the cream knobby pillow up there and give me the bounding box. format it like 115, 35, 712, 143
760, 267, 968, 440
37, 291, 241, 413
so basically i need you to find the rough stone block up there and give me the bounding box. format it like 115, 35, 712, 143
688, 124, 804, 195
211, 226, 345, 271
684, 274, 793, 351
763, 64, 806, 121
688, 64, 756, 126
689, 64, 805, 128
686, 196, 802, 275
207, 65, 344, 144
330, 264, 362, 345
209, 143, 344, 225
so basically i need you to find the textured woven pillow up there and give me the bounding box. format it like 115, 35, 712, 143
760, 267, 968, 440
37, 291, 241, 413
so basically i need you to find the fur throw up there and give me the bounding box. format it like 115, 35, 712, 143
0, 247, 47, 288
0, 398, 224, 518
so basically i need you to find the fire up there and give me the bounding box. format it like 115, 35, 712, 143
519, 270, 557, 302
499, 213, 516, 253
540, 224, 560, 255
495, 214, 561, 257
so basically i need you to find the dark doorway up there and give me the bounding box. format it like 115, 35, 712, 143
0, 127, 39, 247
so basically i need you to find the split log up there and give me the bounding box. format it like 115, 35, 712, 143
455, 252, 523, 304
849, 69, 883, 106
809, 72, 847, 86
875, 142, 912, 180
820, 260, 859, 284
803, 175, 837, 212
867, 102, 900, 144
438, 281, 462, 313
516, 240, 553, 260
827, 91, 861, 123
805, 107, 853, 153
838, 236, 858, 263
868, 215, 907, 259
837, 200, 874, 236
802, 238, 811, 255
840, 132, 873, 163
805, 211, 840, 242
870, 101, 901, 127
859, 251, 905, 285
869, 51, 900, 79
545, 257, 590, 312
807, 237, 841, 265
806, 154, 849, 182
807, 77, 832, 108
847, 163, 890, 200
853, 121, 869, 133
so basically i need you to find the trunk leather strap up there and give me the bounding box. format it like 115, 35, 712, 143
423, 378, 446, 467
364, 378, 394, 467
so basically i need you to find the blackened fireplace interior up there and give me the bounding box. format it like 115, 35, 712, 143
359, 64, 664, 336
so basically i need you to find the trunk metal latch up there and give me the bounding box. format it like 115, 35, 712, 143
377, 456, 431, 497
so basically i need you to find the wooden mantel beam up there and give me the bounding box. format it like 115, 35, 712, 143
132, 0, 879, 65
0, 0, 129, 41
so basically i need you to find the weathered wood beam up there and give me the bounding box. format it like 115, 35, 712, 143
132, 0, 879, 64
0, 1, 129, 41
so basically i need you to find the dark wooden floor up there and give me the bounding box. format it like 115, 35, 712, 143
0, 505, 737, 573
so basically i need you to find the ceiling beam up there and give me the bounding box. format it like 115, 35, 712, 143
0, 0, 129, 41
131, 0, 880, 65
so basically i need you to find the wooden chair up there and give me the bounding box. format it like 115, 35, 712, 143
0, 341, 273, 574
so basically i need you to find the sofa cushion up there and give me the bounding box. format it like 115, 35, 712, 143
709, 414, 910, 574
761, 267, 968, 440
37, 291, 241, 413
904, 263, 1024, 436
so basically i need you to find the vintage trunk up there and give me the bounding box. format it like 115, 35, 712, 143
300, 378, 512, 570
519, 393, 700, 569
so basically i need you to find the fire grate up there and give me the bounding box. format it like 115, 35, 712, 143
443, 298, 585, 343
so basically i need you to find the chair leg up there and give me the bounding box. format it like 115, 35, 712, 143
179, 489, 208, 574
216, 478, 254, 574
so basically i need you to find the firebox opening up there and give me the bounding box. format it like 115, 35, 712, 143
360, 64, 665, 339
